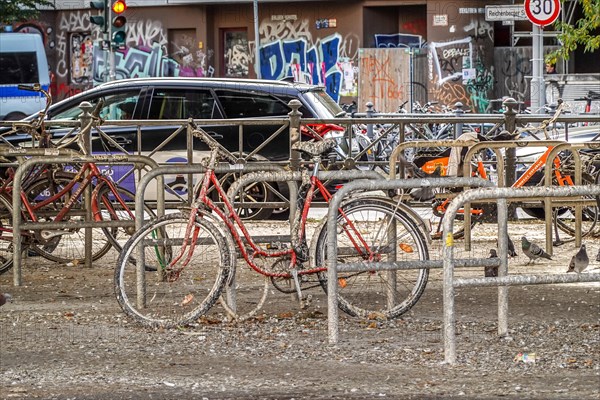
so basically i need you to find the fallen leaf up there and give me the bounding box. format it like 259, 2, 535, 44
399, 243, 414, 253
367, 312, 386, 321
180, 294, 194, 307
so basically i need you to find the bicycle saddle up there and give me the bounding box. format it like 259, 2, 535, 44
292, 138, 337, 157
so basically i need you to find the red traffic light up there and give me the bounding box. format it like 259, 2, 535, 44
112, 15, 126, 28
112, 0, 126, 14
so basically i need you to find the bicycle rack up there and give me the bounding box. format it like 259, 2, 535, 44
10, 153, 161, 286
461, 140, 600, 254
324, 177, 495, 344
461, 139, 564, 252
388, 139, 480, 179
442, 184, 600, 364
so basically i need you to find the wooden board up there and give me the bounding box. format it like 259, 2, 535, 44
358, 48, 411, 113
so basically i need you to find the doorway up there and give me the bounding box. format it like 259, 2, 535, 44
221, 28, 250, 78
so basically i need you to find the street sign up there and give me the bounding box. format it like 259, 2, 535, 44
524, 0, 561, 26
485, 5, 527, 22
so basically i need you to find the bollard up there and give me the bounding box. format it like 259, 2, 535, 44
366, 101, 374, 140
453, 102, 464, 140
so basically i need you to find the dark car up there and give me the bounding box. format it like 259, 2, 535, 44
3, 77, 349, 219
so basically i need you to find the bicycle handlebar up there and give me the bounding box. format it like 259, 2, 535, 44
515, 99, 565, 140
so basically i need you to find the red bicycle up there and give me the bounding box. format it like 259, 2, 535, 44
115, 127, 430, 328
0, 84, 153, 273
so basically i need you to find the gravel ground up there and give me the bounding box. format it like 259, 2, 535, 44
0, 220, 599, 399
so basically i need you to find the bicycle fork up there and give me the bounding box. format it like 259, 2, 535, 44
159, 204, 202, 282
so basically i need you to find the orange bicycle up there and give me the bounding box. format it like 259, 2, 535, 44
410, 102, 599, 239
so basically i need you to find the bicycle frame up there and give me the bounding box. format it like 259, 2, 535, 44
0, 161, 134, 243
165, 155, 374, 280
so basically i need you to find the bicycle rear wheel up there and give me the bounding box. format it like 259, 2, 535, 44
115, 212, 232, 328
313, 199, 429, 319
95, 182, 156, 252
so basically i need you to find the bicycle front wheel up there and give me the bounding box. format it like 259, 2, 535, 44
115, 212, 232, 328
313, 199, 429, 319
25, 172, 113, 263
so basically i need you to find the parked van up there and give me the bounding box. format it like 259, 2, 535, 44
0, 33, 50, 120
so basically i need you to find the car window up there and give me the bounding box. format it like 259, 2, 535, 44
273, 94, 311, 117
51, 90, 141, 121
215, 90, 293, 118
148, 89, 218, 120
0, 52, 39, 84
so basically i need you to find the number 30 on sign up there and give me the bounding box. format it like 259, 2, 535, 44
524, 0, 561, 26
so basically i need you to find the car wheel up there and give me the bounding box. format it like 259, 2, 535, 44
224, 177, 275, 220
205, 153, 276, 221
3, 112, 27, 121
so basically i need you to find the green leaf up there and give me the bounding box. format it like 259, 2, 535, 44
0, 0, 55, 26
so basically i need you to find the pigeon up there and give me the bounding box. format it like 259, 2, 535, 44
409, 165, 443, 202
521, 236, 552, 265
485, 249, 499, 277
507, 235, 518, 258
497, 236, 518, 258
567, 244, 589, 274
596, 247, 600, 263
0, 292, 13, 307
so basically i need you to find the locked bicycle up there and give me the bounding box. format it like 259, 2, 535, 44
115, 126, 430, 328
0, 84, 153, 273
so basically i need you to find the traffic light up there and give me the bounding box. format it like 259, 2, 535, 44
89, 1, 108, 33
111, 0, 127, 46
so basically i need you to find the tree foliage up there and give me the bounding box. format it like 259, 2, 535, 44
547, 0, 600, 63
0, 0, 55, 26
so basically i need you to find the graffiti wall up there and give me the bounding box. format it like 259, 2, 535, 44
48, 10, 215, 100
256, 18, 359, 102
427, 14, 496, 113
374, 33, 422, 48
358, 48, 410, 112
493, 46, 561, 109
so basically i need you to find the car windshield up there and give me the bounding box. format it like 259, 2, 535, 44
304, 89, 345, 118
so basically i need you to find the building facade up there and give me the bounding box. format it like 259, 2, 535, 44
6, 0, 599, 113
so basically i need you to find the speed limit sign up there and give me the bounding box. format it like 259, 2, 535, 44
524, 0, 561, 26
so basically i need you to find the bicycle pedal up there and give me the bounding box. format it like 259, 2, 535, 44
26, 249, 40, 257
